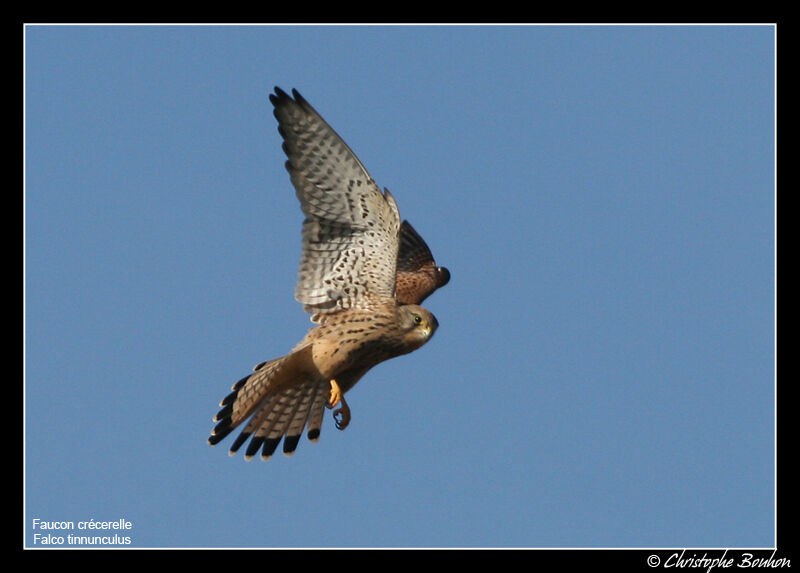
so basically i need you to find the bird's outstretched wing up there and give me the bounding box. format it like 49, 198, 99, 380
396, 220, 451, 305
269, 87, 401, 319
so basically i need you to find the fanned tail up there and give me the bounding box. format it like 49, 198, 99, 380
207, 345, 330, 460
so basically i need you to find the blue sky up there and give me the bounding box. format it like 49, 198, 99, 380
24, 25, 775, 548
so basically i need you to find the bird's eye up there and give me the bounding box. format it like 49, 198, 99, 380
413, 314, 422, 324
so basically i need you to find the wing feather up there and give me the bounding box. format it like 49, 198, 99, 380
269, 87, 401, 317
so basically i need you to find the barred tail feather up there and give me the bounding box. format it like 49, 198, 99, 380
306, 380, 329, 442
207, 345, 331, 460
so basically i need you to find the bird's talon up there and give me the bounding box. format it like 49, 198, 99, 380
333, 403, 351, 431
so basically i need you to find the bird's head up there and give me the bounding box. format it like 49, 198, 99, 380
398, 305, 439, 351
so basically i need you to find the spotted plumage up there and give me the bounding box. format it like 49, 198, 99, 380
396, 220, 451, 305
208, 87, 449, 460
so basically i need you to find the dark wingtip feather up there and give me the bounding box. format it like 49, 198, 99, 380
232, 374, 249, 391
397, 220, 436, 272
219, 375, 249, 407
291, 88, 311, 109
260, 437, 282, 460
210, 372, 253, 445
211, 417, 232, 436
271, 86, 318, 118
213, 402, 232, 423
283, 434, 301, 455
271, 86, 304, 110
270, 87, 293, 122
228, 431, 251, 455
271, 86, 289, 101
307, 428, 320, 442
437, 266, 451, 287
208, 425, 233, 446
244, 436, 266, 461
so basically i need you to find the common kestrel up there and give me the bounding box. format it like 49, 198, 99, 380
207, 87, 450, 460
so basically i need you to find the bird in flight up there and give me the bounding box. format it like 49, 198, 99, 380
208, 87, 450, 460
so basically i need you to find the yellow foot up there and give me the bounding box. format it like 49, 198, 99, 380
327, 379, 350, 430
328, 379, 343, 409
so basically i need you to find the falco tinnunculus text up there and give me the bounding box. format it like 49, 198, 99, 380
207, 88, 450, 460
